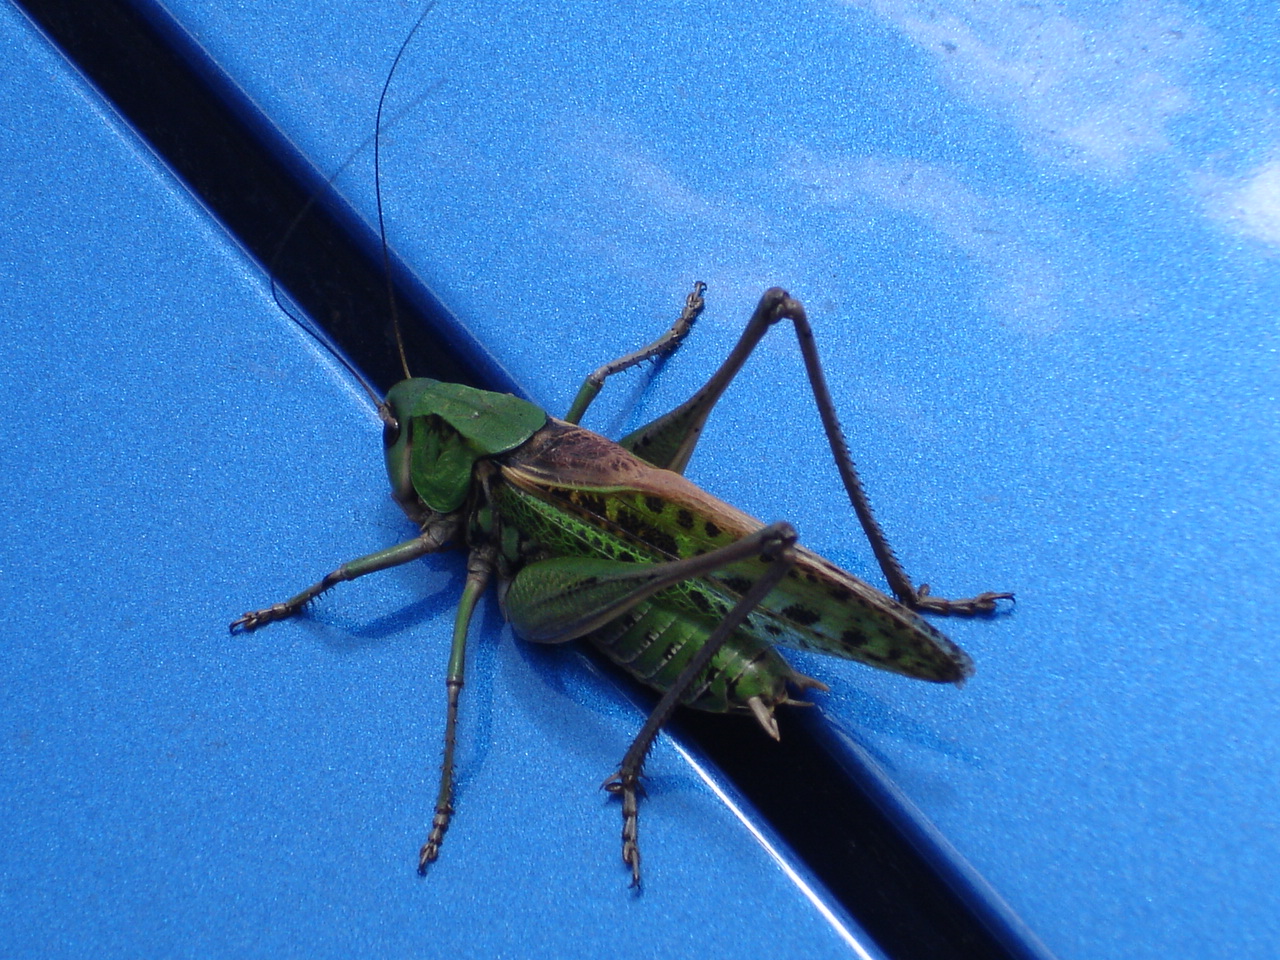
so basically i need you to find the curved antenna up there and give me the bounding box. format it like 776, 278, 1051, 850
266, 74, 440, 378
264, 3, 439, 428
268, 234, 388, 420
376, 1, 438, 382
274, 283, 389, 420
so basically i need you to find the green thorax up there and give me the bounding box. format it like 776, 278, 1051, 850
382, 378, 546, 515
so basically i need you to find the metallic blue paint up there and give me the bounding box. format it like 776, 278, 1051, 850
9, 0, 1280, 957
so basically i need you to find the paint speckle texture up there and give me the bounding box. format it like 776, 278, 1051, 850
5, 1, 1280, 958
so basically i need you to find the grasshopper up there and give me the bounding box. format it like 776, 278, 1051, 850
234, 5, 1008, 886
232, 279, 1011, 885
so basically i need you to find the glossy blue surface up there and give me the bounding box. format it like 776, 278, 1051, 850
0, 4, 878, 957
22, 0, 1280, 956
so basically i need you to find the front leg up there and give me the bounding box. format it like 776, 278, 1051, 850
563, 282, 705, 426
230, 516, 458, 631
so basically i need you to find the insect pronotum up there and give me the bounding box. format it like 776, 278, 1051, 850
233, 11, 1012, 887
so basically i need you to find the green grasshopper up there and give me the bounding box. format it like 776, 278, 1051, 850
232, 280, 1011, 885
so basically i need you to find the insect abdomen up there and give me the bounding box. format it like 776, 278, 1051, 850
585, 597, 800, 713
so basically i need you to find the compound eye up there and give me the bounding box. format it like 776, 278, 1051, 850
382, 416, 401, 448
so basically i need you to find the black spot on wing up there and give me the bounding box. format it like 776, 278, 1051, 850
781, 605, 822, 627
614, 507, 679, 556
841, 627, 869, 649
648, 529, 679, 556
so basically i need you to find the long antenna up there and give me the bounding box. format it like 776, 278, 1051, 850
376, 2, 438, 382
267, 228, 387, 417
269, 275, 388, 420
264, 4, 439, 427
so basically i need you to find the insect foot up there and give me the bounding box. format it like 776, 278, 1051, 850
909, 584, 1015, 617
602, 770, 645, 888
229, 604, 292, 632
418, 803, 452, 875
